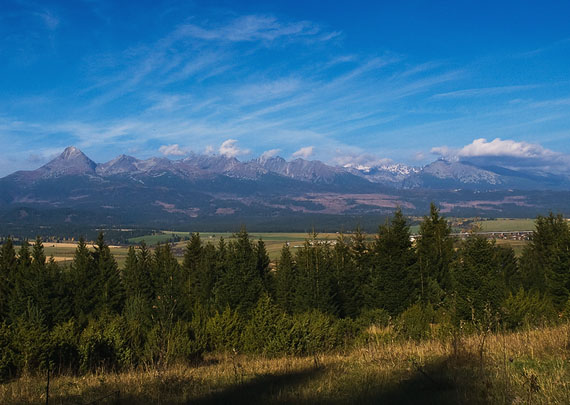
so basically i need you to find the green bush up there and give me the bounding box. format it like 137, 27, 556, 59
12, 310, 49, 373
79, 317, 121, 372
288, 310, 345, 355
206, 307, 244, 352
49, 320, 80, 374
144, 321, 204, 366
0, 322, 18, 381
242, 294, 293, 356
396, 303, 435, 340
501, 289, 558, 330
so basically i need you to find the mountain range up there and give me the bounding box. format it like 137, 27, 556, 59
1, 146, 569, 229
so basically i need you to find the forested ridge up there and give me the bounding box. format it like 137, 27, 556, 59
1, 203, 569, 381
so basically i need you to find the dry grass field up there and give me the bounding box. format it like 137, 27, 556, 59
2, 323, 570, 404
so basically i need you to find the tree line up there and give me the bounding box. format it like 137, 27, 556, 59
0, 203, 569, 380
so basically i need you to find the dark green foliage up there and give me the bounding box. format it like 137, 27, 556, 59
274, 245, 296, 313
214, 227, 264, 314
293, 233, 337, 315
3, 208, 570, 378
453, 235, 508, 320
288, 310, 346, 355
416, 203, 454, 305
152, 243, 186, 323
396, 303, 435, 341
242, 294, 291, 355
93, 232, 125, 315
79, 317, 119, 372
70, 237, 98, 322
144, 320, 203, 367
0, 239, 17, 321
501, 289, 558, 329
520, 213, 570, 309
206, 307, 244, 352
0, 322, 17, 381
367, 209, 416, 315
49, 320, 80, 374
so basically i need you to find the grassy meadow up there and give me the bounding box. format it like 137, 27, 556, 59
476, 219, 536, 232
2, 323, 570, 404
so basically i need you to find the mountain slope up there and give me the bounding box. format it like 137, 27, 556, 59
0, 147, 569, 226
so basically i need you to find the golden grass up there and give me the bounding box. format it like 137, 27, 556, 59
2, 324, 570, 404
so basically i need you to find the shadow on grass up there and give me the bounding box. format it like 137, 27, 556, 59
187, 353, 506, 405
189, 366, 325, 405
350, 354, 501, 405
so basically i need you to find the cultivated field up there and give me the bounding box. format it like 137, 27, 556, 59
39, 218, 535, 264
476, 218, 536, 232
43, 243, 131, 267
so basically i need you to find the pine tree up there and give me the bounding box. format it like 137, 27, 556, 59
183, 233, 203, 308
293, 232, 337, 315
331, 233, 360, 318
274, 245, 296, 313
416, 203, 454, 305
214, 227, 264, 315
70, 237, 98, 322
367, 209, 416, 315
122, 246, 139, 298
255, 239, 271, 292
0, 238, 17, 321
153, 243, 186, 325
453, 235, 507, 319
93, 232, 125, 315
8, 241, 34, 321
520, 213, 570, 309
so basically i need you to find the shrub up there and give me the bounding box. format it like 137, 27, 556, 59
49, 320, 80, 374
242, 295, 288, 355
396, 303, 435, 341
288, 310, 346, 355
501, 289, 558, 330
12, 310, 49, 373
79, 316, 124, 372
0, 322, 18, 381
206, 307, 244, 352
144, 321, 203, 367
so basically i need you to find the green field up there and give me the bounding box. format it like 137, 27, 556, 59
131, 231, 352, 260
476, 218, 536, 232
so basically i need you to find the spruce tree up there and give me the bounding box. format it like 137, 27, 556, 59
416, 203, 454, 305
70, 237, 98, 322
274, 244, 296, 313
182, 233, 203, 308
255, 239, 271, 292
214, 227, 264, 314
453, 235, 507, 319
93, 232, 125, 315
293, 233, 337, 315
0, 238, 17, 321
520, 213, 570, 309
8, 241, 34, 321
153, 243, 186, 325
367, 209, 416, 315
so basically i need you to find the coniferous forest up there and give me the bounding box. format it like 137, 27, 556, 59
1, 203, 570, 384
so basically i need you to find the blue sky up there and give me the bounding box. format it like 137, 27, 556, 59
1, 0, 570, 176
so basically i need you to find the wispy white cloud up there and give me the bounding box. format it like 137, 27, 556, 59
174, 15, 328, 43
159, 144, 187, 156
292, 146, 314, 159
431, 84, 540, 99
219, 139, 250, 157
260, 148, 281, 159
